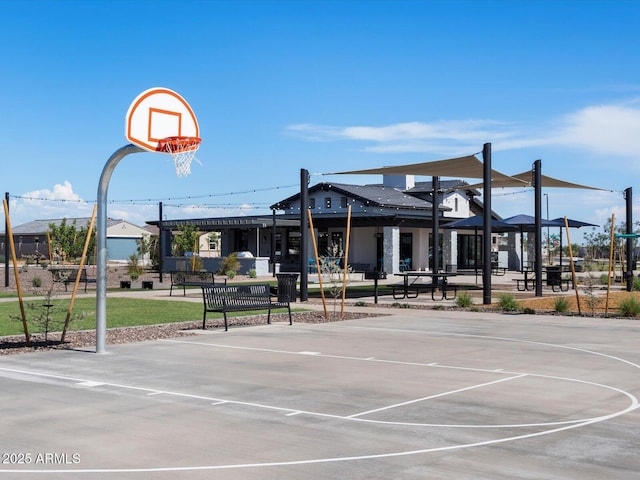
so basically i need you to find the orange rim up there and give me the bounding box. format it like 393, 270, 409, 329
156, 136, 202, 152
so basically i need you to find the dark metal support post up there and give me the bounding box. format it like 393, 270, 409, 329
533, 160, 543, 296
158, 202, 163, 283
625, 187, 633, 292
482, 143, 492, 304
432, 176, 440, 275
271, 209, 277, 277
300, 169, 309, 301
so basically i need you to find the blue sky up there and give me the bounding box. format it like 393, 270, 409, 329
2, 0, 640, 242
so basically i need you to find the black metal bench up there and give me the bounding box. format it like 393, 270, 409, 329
201, 284, 292, 331
170, 270, 224, 296
51, 268, 96, 293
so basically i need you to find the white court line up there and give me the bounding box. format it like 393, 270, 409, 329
1, 398, 638, 475
161, 339, 515, 375
75, 380, 104, 387
335, 325, 640, 371
347, 374, 527, 418
0, 332, 639, 474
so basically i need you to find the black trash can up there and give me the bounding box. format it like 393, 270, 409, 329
276, 273, 299, 302
546, 266, 562, 287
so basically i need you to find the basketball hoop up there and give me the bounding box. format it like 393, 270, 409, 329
157, 136, 202, 177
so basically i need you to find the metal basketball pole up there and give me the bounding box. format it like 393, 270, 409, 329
96, 144, 144, 353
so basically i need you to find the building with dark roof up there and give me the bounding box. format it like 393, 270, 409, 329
150, 175, 500, 275
1, 218, 150, 262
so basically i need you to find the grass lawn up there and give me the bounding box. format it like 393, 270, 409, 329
0, 298, 206, 337
0, 296, 297, 337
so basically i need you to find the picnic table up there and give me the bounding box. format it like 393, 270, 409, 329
393, 271, 458, 301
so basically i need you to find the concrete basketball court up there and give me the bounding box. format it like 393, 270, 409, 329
0, 309, 639, 479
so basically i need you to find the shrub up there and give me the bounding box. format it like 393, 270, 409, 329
225, 270, 236, 279
391, 302, 411, 309
619, 296, 640, 317
498, 294, 519, 312
219, 252, 240, 275
522, 307, 536, 315
248, 268, 257, 279
456, 292, 473, 308
32, 277, 42, 288
553, 297, 570, 313
633, 277, 640, 292
354, 301, 367, 307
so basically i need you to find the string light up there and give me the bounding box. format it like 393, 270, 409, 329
9, 183, 298, 208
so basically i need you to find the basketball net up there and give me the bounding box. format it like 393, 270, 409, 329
158, 137, 202, 177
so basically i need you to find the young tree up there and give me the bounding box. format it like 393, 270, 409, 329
319, 244, 352, 313
172, 225, 200, 256
48, 219, 96, 264
136, 234, 152, 266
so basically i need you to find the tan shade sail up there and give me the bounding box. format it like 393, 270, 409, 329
464, 171, 608, 191
331, 155, 528, 184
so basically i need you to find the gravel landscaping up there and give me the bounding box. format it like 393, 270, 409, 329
0, 310, 378, 356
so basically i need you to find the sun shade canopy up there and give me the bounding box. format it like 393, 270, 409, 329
464, 171, 608, 191
551, 217, 599, 228
330, 155, 528, 184
441, 216, 518, 232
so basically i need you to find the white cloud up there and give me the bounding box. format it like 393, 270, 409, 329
287, 120, 520, 155
9, 181, 93, 226
23, 181, 83, 204
286, 101, 640, 159
549, 105, 640, 157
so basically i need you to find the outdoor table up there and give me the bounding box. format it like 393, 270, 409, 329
518, 266, 536, 291
395, 271, 458, 300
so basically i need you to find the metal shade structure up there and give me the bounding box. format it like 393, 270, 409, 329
503, 214, 561, 231
442, 216, 518, 282
331, 147, 521, 304
503, 214, 562, 273
503, 214, 598, 271
551, 217, 598, 267
443, 216, 518, 231
552, 217, 599, 229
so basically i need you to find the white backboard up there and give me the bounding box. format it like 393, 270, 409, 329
125, 87, 199, 152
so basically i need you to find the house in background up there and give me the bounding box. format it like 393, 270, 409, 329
151, 174, 503, 275
271, 174, 490, 273
1, 218, 150, 263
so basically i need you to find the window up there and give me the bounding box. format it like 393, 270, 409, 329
340, 196, 348, 208
325, 197, 332, 209
309, 198, 316, 209
454, 197, 459, 212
